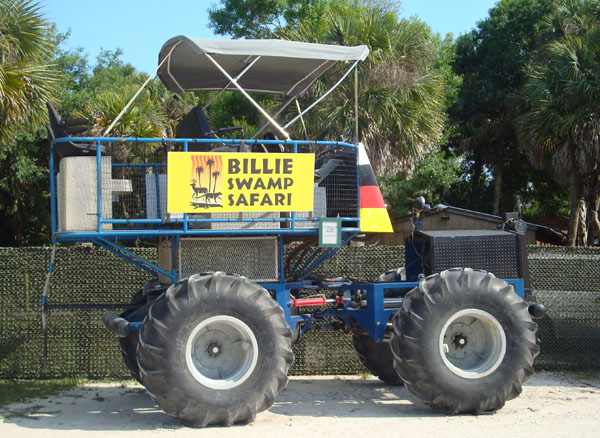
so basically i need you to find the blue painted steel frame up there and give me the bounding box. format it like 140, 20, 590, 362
49, 135, 527, 344
257, 277, 525, 342
120, 276, 525, 343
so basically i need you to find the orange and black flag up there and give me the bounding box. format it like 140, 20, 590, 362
358, 144, 393, 233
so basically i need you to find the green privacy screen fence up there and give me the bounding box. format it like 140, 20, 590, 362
0, 245, 598, 378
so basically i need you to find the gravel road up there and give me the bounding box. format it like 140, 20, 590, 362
1, 372, 599, 438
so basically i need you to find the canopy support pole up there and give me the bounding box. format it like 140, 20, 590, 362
354, 67, 359, 144
202, 56, 262, 111
283, 59, 361, 130
104, 42, 179, 137
252, 96, 296, 139
296, 99, 308, 138
203, 52, 290, 140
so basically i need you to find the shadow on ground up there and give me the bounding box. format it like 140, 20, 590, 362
4, 372, 595, 432
0, 378, 451, 431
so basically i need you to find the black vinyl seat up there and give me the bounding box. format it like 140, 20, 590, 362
175, 106, 215, 151
46, 102, 105, 161
175, 106, 245, 152
253, 131, 285, 153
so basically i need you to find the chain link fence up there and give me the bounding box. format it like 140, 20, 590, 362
0, 245, 598, 379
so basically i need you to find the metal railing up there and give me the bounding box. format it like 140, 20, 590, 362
50, 137, 361, 240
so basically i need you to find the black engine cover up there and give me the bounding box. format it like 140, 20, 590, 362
405, 230, 529, 289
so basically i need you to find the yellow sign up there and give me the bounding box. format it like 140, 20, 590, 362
167, 152, 315, 213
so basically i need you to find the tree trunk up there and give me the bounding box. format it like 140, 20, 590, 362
567, 173, 583, 246
469, 153, 483, 209
492, 162, 503, 216
587, 204, 599, 246
13, 216, 23, 247
586, 174, 600, 246
577, 200, 588, 246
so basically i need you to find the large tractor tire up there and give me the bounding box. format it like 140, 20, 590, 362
137, 272, 293, 426
119, 332, 142, 383
349, 267, 405, 385
118, 280, 165, 383
118, 289, 146, 383
352, 327, 402, 385
391, 268, 539, 414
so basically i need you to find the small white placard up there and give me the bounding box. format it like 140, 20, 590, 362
321, 220, 339, 245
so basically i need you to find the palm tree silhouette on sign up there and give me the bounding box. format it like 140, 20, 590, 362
206, 158, 215, 192
196, 166, 204, 188
212, 171, 220, 190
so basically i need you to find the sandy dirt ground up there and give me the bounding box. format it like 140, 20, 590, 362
1, 372, 599, 438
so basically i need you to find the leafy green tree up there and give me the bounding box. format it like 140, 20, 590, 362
0, 125, 49, 245
380, 148, 462, 217
282, 1, 449, 175
518, 0, 600, 246
208, 0, 326, 38
450, 0, 554, 215
0, 0, 60, 245
0, 22, 175, 245
0, 0, 60, 144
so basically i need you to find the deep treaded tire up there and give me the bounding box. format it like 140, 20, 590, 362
137, 272, 293, 426
352, 327, 402, 385
119, 332, 141, 383
391, 268, 539, 414
119, 281, 163, 384
118, 288, 147, 383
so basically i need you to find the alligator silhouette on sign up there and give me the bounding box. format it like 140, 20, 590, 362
189, 191, 223, 209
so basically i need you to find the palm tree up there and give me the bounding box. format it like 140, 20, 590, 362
206, 158, 215, 192
0, 0, 60, 144
518, 0, 600, 245
81, 82, 168, 163
282, 2, 446, 176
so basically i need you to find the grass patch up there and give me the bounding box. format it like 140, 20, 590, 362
0, 378, 84, 408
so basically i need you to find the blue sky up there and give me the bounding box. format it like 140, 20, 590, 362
45, 0, 498, 74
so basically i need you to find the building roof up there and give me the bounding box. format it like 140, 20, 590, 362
392, 204, 567, 242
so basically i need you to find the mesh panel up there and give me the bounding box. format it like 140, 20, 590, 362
0, 245, 599, 378
316, 147, 358, 218
109, 144, 168, 223
178, 237, 279, 281
210, 212, 281, 230
527, 246, 600, 370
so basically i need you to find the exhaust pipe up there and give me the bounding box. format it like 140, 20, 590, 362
102, 312, 132, 337
528, 303, 546, 319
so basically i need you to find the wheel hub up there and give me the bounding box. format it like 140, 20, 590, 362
445, 322, 477, 359
439, 309, 506, 379
185, 315, 259, 390
207, 342, 222, 357
452, 333, 467, 348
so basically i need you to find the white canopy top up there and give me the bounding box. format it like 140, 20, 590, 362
158, 36, 369, 97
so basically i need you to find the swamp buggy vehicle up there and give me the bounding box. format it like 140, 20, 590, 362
44, 36, 544, 426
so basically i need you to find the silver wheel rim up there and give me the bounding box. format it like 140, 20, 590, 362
439, 308, 506, 379
185, 315, 258, 390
